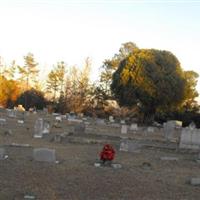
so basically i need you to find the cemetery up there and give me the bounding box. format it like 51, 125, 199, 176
0, 108, 200, 200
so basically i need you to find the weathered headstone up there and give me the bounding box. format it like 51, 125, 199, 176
130, 123, 138, 131
163, 120, 182, 141
189, 122, 196, 130
160, 156, 179, 161
121, 125, 128, 134
68, 118, 83, 123
147, 126, 154, 133
120, 120, 125, 124
42, 121, 50, 134
119, 140, 142, 152
0, 118, 6, 126
33, 148, 56, 162
190, 178, 200, 186
7, 109, 16, 118
34, 118, 44, 138
179, 128, 200, 150
111, 163, 122, 169
96, 118, 105, 125
109, 116, 114, 123
24, 194, 36, 199
55, 116, 62, 122
18, 120, 24, 124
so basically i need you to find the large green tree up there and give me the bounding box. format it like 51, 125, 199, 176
99, 42, 138, 99
111, 47, 199, 122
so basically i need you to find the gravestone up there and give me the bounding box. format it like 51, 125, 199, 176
120, 120, 125, 124
18, 120, 24, 124
109, 116, 114, 123
163, 120, 182, 141
55, 116, 62, 122
130, 123, 138, 131
34, 118, 44, 138
0, 148, 5, 160
68, 118, 83, 123
179, 128, 200, 150
42, 121, 50, 134
7, 109, 16, 118
160, 156, 178, 161
147, 126, 154, 133
96, 118, 105, 125
119, 139, 142, 152
74, 123, 85, 134
121, 125, 128, 134
189, 122, 196, 130
190, 178, 200, 186
33, 148, 56, 162
0, 118, 6, 126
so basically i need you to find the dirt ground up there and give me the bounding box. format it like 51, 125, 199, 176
0, 110, 200, 200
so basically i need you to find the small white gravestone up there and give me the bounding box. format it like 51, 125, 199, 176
0, 118, 6, 126
24, 194, 36, 199
94, 163, 101, 167
147, 126, 154, 133
7, 109, 16, 118
189, 122, 196, 130
111, 163, 122, 169
42, 121, 50, 134
18, 120, 24, 124
120, 120, 125, 124
34, 118, 44, 138
130, 123, 138, 131
52, 113, 59, 116
109, 116, 115, 123
55, 116, 62, 122
121, 125, 128, 134
33, 148, 56, 162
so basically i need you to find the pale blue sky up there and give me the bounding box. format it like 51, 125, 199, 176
0, 0, 200, 94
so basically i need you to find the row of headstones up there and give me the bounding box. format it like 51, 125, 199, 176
164, 120, 200, 150
0, 147, 57, 162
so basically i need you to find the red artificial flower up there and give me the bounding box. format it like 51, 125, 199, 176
100, 144, 115, 161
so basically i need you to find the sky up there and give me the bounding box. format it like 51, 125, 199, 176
0, 0, 200, 95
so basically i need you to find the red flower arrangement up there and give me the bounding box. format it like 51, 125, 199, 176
100, 144, 115, 163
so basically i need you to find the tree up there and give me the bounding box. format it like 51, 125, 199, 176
181, 70, 199, 110
18, 53, 39, 89
3, 60, 17, 80
111, 47, 199, 123
46, 61, 66, 101
99, 42, 138, 99
64, 58, 92, 113
16, 89, 46, 110
0, 75, 21, 108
